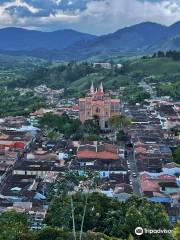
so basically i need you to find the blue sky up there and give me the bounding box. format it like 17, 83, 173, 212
0, 0, 180, 34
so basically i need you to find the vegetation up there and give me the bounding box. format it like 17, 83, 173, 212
0, 89, 46, 117
109, 115, 131, 141
173, 146, 180, 165
152, 50, 180, 61
45, 193, 172, 240
122, 85, 150, 103
156, 82, 180, 100
0, 211, 29, 240
173, 221, 180, 240
39, 112, 81, 139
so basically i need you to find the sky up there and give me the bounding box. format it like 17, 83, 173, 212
0, 0, 180, 35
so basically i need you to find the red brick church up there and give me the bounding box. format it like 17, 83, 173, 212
79, 82, 120, 129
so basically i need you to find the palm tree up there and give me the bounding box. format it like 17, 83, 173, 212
109, 115, 131, 141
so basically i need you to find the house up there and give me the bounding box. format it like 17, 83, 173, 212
113, 183, 133, 201
163, 163, 180, 176
13, 160, 62, 177
74, 143, 127, 178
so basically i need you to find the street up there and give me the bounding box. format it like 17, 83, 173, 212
127, 149, 141, 196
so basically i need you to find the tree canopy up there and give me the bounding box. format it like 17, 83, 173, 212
45, 193, 172, 240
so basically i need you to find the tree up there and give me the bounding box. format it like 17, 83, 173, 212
0, 211, 29, 240
35, 226, 74, 240
173, 222, 180, 240
157, 51, 165, 58
86, 134, 101, 141
39, 113, 81, 138
45, 193, 171, 239
109, 115, 131, 141
173, 146, 180, 165
109, 115, 131, 131
83, 119, 101, 135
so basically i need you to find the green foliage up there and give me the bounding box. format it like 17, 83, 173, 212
109, 115, 132, 131
0, 89, 46, 117
35, 228, 121, 240
45, 193, 172, 239
153, 50, 180, 61
156, 82, 180, 100
9, 62, 96, 89
173, 146, 180, 165
116, 130, 128, 141
173, 221, 180, 240
35, 226, 74, 240
128, 57, 180, 76
39, 113, 81, 138
47, 172, 84, 200
0, 211, 29, 240
123, 85, 150, 103
83, 119, 101, 135
86, 134, 101, 141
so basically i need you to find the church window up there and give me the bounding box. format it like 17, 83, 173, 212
96, 107, 100, 113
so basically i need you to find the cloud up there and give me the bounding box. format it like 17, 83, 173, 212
79, 0, 180, 34
0, 0, 180, 34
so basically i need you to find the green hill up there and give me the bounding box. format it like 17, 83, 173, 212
128, 57, 180, 76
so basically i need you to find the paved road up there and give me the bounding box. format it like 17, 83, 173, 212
127, 149, 141, 196
139, 79, 156, 99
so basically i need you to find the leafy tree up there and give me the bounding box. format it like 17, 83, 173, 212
173, 221, 180, 240
45, 193, 171, 239
0, 211, 29, 240
83, 119, 101, 135
109, 115, 131, 141
173, 146, 180, 165
86, 134, 101, 141
157, 51, 165, 58
109, 115, 131, 131
39, 113, 81, 138
35, 226, 74, 240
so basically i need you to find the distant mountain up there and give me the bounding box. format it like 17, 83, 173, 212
0, 27, 96, 50
168, 21, 180, 35
77, 22, 168, 51
147, 22, 180, 52
59, 22, 169, 60
1, 22, 180, 60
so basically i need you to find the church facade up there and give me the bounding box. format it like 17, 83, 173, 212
79, 82, 120, 129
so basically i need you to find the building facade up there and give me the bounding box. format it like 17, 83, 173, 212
79, 83, 120, 129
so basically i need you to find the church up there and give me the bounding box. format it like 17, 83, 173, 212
79, 82, 120, 129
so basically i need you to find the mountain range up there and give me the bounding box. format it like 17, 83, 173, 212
1, 21, 180, 61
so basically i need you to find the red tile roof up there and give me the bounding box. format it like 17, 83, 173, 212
77, 150, 118, 160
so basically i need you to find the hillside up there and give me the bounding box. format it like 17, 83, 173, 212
128, 57, 180, 76
0, 27, 95, 50
1, 22, 180, 60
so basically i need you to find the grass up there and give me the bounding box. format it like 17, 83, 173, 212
71, 73, 105, 91
129, 57, 180, 76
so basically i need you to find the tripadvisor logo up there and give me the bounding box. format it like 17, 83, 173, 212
135, 227, 173, 236
135, 227, 143, 236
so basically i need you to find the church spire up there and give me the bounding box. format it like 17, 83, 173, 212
90, 81, 94, 94
99, 81, 104, 93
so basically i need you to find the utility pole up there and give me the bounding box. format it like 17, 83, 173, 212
70, 194, 76, 240
79, 192, 89, 240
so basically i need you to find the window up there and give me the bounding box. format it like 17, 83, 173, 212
96, 107, 100, 113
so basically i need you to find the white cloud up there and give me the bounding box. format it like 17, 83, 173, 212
78, 0, 180, 34
0, 0, 180, 33
4, 0, 40, 13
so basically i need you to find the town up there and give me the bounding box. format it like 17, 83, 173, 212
1, 1, 180, 237
0, 77, 179, 239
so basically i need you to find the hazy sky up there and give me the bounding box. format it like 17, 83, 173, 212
0, 0, 180, 34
